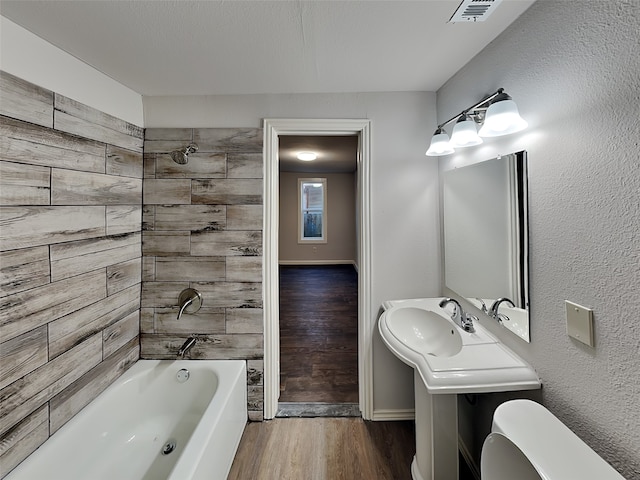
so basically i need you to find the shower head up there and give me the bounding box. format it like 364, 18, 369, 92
170, 143, 198, 165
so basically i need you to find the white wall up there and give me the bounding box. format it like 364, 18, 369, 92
146, 91, 440, 413
0, 16, 143, 127
438, 1, 640, 475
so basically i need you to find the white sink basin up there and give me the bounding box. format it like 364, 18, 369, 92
386, 307, 462, 357
378, 298, 540, 394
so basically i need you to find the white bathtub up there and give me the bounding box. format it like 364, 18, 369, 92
6, 360, 247, 480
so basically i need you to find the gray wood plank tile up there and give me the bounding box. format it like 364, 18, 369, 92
154, 307, 225, 335
143, 179, 191, 205
0, 269, 106, 342
226, 256, 262, 282
49, 338, 138, 434
54, 110, 143, 153
0, 206, 105, 251
102, 311, 139, 358
156, 152, 226, 179
1, 116, 105, 173
142, 257, 155, 282
153, 204, 225, 232
106, 145, 143, 178
55, 94, 143, 138
192, 179, 262, 205
140, 308, 155, 333
227, 205, 263, 231
143, 153, 156, 178
107, 258, 142, 295
142, 231, 191, 256
48, 283, 139, 359
0, 71, 53, 128
140, 333, 263, 360
0, 161, 50, 206
106, 205, 142, 235
50, 232, 140, 282
248, 385, 264, 411
247, 359, 264, 386
228, 153, 263, 179
0, 246, 50, 298
155, 256, 225, 282
226, 308, 264, 334
0, 405, 48, 476
142, 205, 155, 231
191, 281, 262, 308
0, 334, 102, 435
141, 281, 189, 308
191, 230, 262, 256
193, 128, 262, 153
0, 326, 48, 390
143, 139, 195, 154
51, 169, 142, 205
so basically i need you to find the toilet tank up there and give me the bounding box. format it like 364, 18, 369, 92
485, 399, 625, 480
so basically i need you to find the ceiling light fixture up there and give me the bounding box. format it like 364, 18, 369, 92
425, 88, 527, 157
297, 152, 317, 161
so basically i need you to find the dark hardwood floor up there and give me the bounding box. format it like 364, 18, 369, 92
279, 265, 358, 403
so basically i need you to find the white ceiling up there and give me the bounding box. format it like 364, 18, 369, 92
1, 0, 535, 97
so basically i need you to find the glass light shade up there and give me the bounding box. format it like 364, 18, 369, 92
478, 99, 528, 137
450, 118, 483, 147
297, 152, 317, 161
425, 130, 454, 156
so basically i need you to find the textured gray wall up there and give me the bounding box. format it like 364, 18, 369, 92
438, 1, 640, 476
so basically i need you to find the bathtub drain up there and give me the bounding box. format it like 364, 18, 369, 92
162, 440, 177, 455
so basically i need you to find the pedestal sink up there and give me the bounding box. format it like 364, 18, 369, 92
379, 298, 540, 480
386, 307, 463, 357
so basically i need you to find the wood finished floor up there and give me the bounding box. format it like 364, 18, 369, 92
279, 265, 359, 403
227, 418, 415, 480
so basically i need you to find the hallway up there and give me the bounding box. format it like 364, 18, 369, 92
279, 265, 359, 403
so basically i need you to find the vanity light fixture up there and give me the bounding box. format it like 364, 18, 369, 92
297, 152, 317, 161
426, 88, 527, 156
450, 114, 483, 148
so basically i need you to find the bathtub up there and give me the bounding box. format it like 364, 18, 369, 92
6, 360, 247, 480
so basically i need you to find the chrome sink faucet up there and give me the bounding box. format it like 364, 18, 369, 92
439, 298, 476, 333
177, 336, 197, 358
488, 297, 515, 323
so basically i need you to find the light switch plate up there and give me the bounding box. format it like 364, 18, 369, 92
565, 300, 594, 347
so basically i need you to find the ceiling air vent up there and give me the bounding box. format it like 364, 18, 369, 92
449, 0, 504, 23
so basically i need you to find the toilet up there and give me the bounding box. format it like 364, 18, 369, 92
481, 399, 625, 479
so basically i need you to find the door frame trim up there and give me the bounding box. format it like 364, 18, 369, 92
263, 118, 373, 419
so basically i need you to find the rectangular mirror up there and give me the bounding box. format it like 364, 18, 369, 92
443, 151, 530, 342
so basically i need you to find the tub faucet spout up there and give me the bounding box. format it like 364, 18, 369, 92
178, 336, 197, 358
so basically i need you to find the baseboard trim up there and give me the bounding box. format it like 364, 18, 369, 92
279, 260, 357, 267
371, 408, 415, 421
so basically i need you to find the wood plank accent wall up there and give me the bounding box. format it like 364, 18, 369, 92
142, 127, 264, 421
0, 71, 142, 477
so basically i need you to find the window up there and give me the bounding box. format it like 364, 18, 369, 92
298, 178, 327, 243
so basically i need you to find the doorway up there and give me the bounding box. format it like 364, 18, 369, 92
263, 119, 373, 419
277, 135, 359, 408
